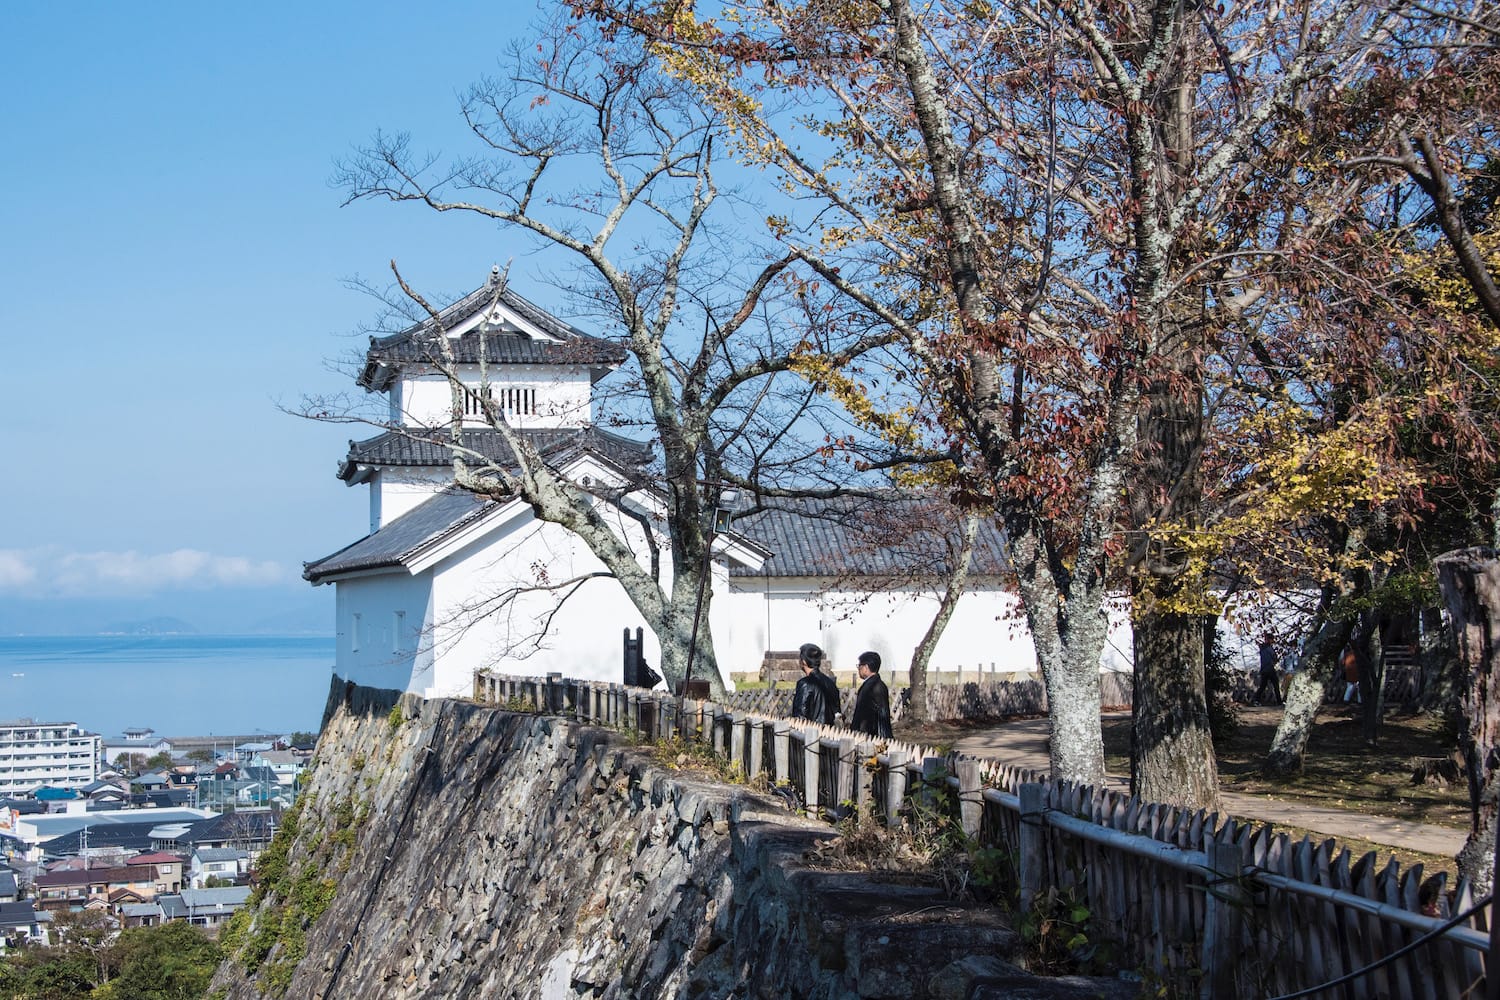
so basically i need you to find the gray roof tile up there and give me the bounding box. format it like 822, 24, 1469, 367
309, 490, 1008, 585
303, 490, 492, 582
728, 495, 1011, 579
338, 427, 652, 481
359, 276, 626, 390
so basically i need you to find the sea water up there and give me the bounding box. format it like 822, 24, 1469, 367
0, 635, 334, 737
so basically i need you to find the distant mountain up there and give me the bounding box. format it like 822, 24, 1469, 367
0, 588, 332, 637
245, 605, 330, 635
98, 616, 199, 635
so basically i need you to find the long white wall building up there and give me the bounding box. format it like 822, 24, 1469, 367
306, 270, 1135, 699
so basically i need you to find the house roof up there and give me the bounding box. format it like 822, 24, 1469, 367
336, 426, 653, 483
0, 901, 38, 928
179, 886, 251, 910
304, 489, 492, 582
121, 903, 163, 918
0, 871, 17, 896
177, 810, 277, 848
256, 751, 299, 766
193, 848, 245, 863
357, 272, 626, 391
126, 852, 182, 866
728, 495, 1012, 579
307, 487, 1010, 587
33, 864, 157, 889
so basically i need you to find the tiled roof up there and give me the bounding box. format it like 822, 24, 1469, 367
309, 488, 1011, 585
303, 490, 492, 582
337, 426, 653, 481
180, 886, 252, 909
0, 901, 38, 928
358, 275, 626, 390
39, 821, 165, 857
126, 852, 181, 866
728, 495, 1011, 579
193, 848, 245, 863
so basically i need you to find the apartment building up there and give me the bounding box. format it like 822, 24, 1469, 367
0, 720, 100, 798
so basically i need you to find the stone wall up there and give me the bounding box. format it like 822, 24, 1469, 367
211, 679, 1130, 1000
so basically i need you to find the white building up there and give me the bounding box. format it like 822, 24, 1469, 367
306, 270, 1133, 698
0, 720, 100, 798
101, 728, 173, 766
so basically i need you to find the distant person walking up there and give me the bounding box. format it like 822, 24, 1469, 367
850, 651, 893, 739
1342, 646, 1362, 703
1255, 635, 1283, 706
793, 642, 838, 726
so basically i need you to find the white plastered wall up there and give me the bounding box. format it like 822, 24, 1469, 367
416, 477, 675, 698
716, 578, 1136, 678
331, 573, 436, 693
373, 470, 452, 530
398, 367, 593, 430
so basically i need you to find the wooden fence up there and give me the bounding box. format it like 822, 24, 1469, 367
721, 672, 1133, 723
722, 665, 1427, 728
474, 671, 1489, 999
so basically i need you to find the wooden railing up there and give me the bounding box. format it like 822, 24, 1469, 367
474, 670, 1488, 999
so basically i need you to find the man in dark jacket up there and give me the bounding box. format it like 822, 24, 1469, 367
792, 642, 838, 725
850, 650, 892, 738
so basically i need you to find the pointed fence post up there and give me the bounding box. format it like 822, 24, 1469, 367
748, 719, 765, 781
1019, 782, 1046, 916
957, 757, 982, 838
800, 729, 821, 814
773, 721, 790, 784
1202, 837, 1246, 999
885, 750, 910, 828
921, 756, 947, 814
836, 737, 856, 817
854, 741, 874, 814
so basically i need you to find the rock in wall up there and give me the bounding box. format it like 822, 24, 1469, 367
210, 679, 1131, 1000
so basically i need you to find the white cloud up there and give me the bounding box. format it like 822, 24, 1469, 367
0, 548, 289, 596
0, 551, 37, 588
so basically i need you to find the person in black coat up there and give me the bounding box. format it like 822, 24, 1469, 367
850, 650, 892, 739
792, 642, 838, 726
1254, 635, 1283, 706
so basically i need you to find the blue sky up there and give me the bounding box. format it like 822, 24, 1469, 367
0, 3, 570, 632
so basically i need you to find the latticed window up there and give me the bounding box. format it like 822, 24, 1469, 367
464, 386, 536, 417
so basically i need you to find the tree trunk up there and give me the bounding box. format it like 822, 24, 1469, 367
1127, 303, 1219, 808
1133, 609, 1220, 809
1360, 611, 1387, 746
1417, 605, 1462, 715
906, 515, 981, 723
1434, 546, 1500, 893
1007, 515, 1108, 786
1265, 616, 1353, 776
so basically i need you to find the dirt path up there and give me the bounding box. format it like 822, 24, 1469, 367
948, 714, 1466, 857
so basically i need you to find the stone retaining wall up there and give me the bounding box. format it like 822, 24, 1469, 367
211, 678, 1128, 1000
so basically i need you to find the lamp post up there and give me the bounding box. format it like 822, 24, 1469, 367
681, 484, 741, 697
